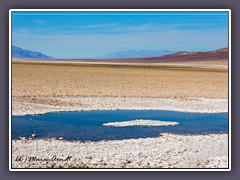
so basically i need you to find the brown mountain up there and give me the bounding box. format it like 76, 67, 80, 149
65, 47, 228, 63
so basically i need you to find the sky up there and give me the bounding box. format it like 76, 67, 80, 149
12, 11, 229, 59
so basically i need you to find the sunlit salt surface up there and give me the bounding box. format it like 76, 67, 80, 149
12, 110, 228, 141
103, 119, 179, 127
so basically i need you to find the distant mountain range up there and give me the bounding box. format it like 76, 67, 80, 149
67, 47, 228, 63
12, 45, 228, 63
98, 50, 176, 59
12, 45, 54, 60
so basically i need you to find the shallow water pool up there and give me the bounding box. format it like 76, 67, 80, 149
12, 110, 228, 141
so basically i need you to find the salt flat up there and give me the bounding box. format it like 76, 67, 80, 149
11, 60, 229, 169
12, 133, 228, 168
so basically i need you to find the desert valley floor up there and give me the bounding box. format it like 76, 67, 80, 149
11, 60, 229, 168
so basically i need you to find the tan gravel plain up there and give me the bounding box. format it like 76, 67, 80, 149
12, 61, 228, 99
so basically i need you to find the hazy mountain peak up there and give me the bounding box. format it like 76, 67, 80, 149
12, 45, 54, 60
98, 50, 176, 59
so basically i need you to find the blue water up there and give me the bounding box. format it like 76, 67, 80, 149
12, 110, 228, 141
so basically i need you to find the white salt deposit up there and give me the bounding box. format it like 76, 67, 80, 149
103, 119, 179, 127
12, 97, 228, 116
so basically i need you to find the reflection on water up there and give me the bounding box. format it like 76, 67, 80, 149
12, 110, 228, 141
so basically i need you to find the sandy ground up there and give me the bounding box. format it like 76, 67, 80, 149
12, 61, 228, 99
11, 61, 229, 169
12, 61, 228, 116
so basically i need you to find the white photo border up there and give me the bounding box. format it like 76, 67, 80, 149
9, 9, 231, 172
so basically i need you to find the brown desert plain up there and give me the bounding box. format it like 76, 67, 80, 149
12, 48, 229, 169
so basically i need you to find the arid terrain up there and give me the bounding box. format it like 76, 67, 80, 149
12, 133, 228, 168
12, 57, 229, 169
13, 61, 228, 99
12, 60, 228, 115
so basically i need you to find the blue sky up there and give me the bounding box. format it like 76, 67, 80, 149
12, 11, 229, 59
